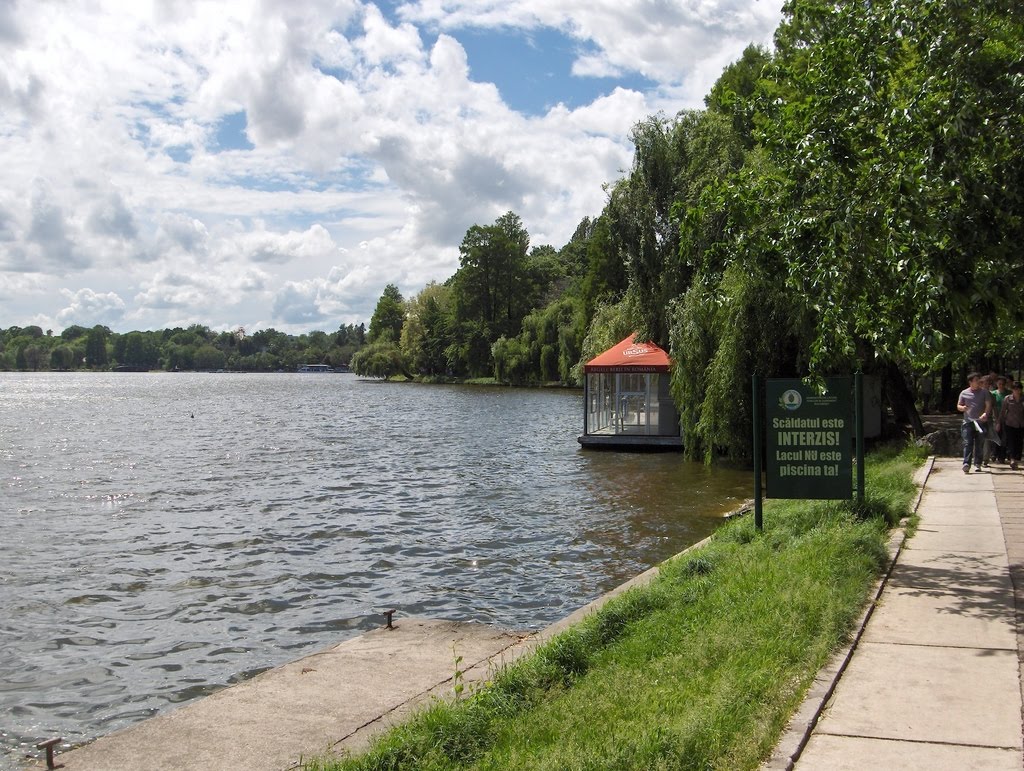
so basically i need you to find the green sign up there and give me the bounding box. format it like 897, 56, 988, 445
766, 377, 852, 499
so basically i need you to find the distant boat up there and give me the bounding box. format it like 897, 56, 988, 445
297, 364, 333, 373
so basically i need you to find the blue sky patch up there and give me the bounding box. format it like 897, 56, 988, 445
213, 111, 255, 152
453, 26, 656, 116
165, 145, 193, 164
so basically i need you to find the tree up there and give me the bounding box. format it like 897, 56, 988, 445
450, 212, 532, 374
668, 0, 1024, 457
580, 214, 626, 319
400, 282, 453, 376
367, 284, 406, 344
705, 43, 773, 148
611, 111, 745, 347
759, 0, 1024, 405
22, 344, 44, 370
194, 345, 226, 371
60, 325, 90, 342
491, 336, 532, 385
165, 344, 195, 371
492, 296, 587, 385
350, 339, 408, 379
50, 346, 74, 370
121, 332, 158, 369
745, 0, 1024, 434
85, 326, 109, 369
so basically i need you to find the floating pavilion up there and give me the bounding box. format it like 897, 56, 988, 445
578, 334, 682, 450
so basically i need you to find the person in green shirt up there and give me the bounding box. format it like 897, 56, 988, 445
987, 375, 1011, 465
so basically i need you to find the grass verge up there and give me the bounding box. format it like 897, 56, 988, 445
308, 443, 926, 771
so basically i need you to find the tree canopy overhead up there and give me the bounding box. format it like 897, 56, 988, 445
760, 0, 1024, 372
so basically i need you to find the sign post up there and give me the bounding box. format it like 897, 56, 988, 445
752, 374, 763, 531
855, 372, 865, 501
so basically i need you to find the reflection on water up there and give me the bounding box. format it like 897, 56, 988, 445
577, 451, 749, 582
0, 373, 748, 767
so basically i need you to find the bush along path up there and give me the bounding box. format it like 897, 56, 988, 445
308, 444, 924, 771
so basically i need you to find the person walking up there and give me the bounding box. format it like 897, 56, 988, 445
958, 372, 993, 473
999, 381, 1024, 470
987, 375, 1011, 464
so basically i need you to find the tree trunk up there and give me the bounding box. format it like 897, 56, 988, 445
940, 363, 953, 413
885, 360, 924, 436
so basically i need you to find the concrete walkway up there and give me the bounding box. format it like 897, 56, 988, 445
771, 457, 1024, 770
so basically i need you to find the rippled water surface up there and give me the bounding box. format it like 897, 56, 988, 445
0, 372, 748, 766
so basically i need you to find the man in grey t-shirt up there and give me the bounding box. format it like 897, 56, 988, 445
958, 372, 993, 472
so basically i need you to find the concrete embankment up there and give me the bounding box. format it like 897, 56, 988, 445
42, 620, 524, 771
34, 529, 719, 771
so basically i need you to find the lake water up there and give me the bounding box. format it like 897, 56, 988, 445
0, 372, 749, 767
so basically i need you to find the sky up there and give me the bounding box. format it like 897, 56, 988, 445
0, 0, 782, 335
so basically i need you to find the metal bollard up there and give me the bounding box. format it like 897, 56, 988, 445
36, 737, 61, 770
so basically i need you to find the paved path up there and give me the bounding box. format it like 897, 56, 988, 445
774, 457, 1024, 770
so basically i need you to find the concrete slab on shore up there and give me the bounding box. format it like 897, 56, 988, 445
48, 619, 526, 771
38, 528, 700, 771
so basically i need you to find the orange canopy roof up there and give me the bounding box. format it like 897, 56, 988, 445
584, 335, 671, 373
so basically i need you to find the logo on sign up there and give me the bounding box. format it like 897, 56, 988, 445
780, 389, 802, 411
623, 345, 650, 357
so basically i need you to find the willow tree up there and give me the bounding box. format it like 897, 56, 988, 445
400, 282, 452, 377
609, 110, 745, 348
671, 146, 813, 461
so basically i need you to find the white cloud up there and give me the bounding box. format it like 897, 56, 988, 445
224, 223, 345, 265
56, 287, 127, 327
24, 179, 87, 272
0, 0, 781, 333
156, 213, 211, 256
0, 0, 22, 45
133, 271, 210, 311
87, 192, 139, 240
272, 264, 379, 325
357, 3, 425, 66
122, 261, 276, 333
0, 200, 19, 243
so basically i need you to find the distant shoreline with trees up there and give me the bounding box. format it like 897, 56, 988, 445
0, 323, 367, 374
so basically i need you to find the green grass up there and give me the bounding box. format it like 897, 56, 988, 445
308, 443, 926, 771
